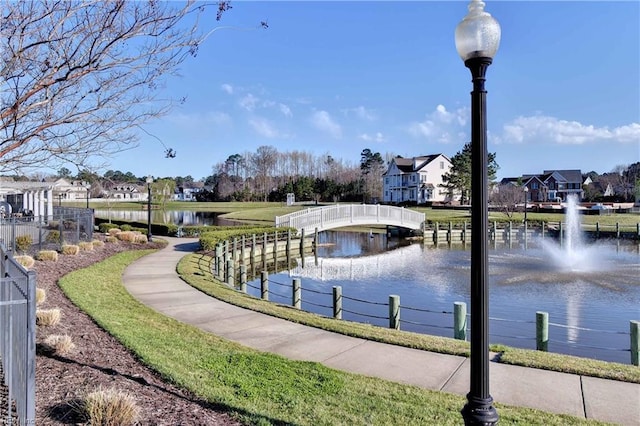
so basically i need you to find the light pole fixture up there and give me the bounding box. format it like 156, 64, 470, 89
455, 1, 501, 425
523, 186, 529, 224
146, 175, 153, 242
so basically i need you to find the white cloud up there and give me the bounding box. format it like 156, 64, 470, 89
408, 104, 469, 144
344, 106, 376, 121
279, 103, 292, 118
310, 110, 342, 139
169, 111, 231, 127
248, 117, 280, 139
221, 83, 233, 95
497, 115, 640, 145
239, 93, 259, 112
359, 132, 386, 143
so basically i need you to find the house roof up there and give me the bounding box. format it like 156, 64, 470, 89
543, 169, 583, 183
386, 154, 447, 174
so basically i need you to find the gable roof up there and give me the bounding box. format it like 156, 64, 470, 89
543, 169, 583, 183
387, 154, 448, 174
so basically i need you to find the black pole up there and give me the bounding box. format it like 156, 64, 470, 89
461, 56, 499, 426
524, 191, 528, 224
86, 188, 90, 209
147, 183, 153, 242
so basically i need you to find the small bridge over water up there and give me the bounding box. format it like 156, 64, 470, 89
275, 204, 425, 236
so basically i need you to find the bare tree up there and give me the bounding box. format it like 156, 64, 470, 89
0, 0, 249, 173
491, 184, 525, 218
250, 145, 278, 201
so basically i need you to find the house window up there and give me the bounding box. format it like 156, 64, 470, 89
385, 177, 389, 184
420, 174, 427, 182
532, 182, 538, 189
440, 161, 444, 169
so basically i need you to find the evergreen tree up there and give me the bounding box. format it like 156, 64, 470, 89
441, 142, 498, 204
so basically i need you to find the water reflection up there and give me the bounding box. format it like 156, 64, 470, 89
260, 231, 640, 364
94, 209, 233, 226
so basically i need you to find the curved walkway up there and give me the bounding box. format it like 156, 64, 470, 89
122, 237, 640, 425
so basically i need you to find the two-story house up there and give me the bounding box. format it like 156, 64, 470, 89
382, 154, 453, 205
520, 169, 584, 202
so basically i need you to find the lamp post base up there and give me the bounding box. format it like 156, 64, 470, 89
461, 394, 499, 426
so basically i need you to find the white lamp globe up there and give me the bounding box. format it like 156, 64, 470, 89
455, 0, 501, 62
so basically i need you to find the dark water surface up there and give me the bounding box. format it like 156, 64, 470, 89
250, 231, 640, 364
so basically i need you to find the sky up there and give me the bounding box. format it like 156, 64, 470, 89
106, 1, 639, 182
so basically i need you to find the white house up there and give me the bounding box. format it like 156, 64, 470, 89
382, 154, 453, 204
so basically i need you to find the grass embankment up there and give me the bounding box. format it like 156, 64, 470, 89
181, 254, 640, 384
59, 250, 604, 425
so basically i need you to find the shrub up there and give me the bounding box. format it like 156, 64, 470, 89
36, 308, 61, 327
15, 234, 33, 254
107, 228, 121, 236
98, 223, 120, 233
79, 241, 94, 251
14, 255, 35, 269
36, 250, 59, 262
92, 239, 105, 248
46, 230, 61, 243
61, 245, 80, 255
105, 236, 118, 244
120, 224, 133, 231
36, 287, 46, 305
43, 334, 75, 355
47, 220, 59, 230
79, 387, 139, 426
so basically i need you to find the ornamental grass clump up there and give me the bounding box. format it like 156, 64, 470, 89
79, 241, 94, 251
36, 287, 46, 305
108, 228, 121, 236
14, 255, 35, 269
133, 233, 148, 244
61, 244, 80, 255
92, 239, 105, 248
15, 234, 33, 254
46, 230, 61, 243
105, 236, 118, 244
36, 308, 61, 327
116, 231, 136, 242
36, 250, 59, 262
43, 334, 75, 355
79, 387, 139, 426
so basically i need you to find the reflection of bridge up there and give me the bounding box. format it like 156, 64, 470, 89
275, 204, 424, 235
289, 245, 421, 281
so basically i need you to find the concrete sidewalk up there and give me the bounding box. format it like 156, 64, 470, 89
122, 237, 640, 425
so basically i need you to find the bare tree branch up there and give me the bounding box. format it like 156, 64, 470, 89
0, 0, 236, 173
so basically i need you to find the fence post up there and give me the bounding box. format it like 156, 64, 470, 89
333, 286, 342, 319
631, 320, 639, 366
300, 228, 305, 253
637, 222, 640, 239
541, 221, 545, 239
448, 221, 452, 242
292, 278, 301, 309
225, 259, 234, 287
616, 222, 620, 239
463, 221, 467, 243
286, 230, 291, 258
239, 264, 247, 293
389, 295, 400, 330
262, 232, 268, 264
596, 222, 600, 238
493, 221, 497, 241
273, 230, 278, 255
232, 237, 238, 262
251, 234, 256, 264
261, 271, 269, 301
241, 236, 246, 262
508, 221, 512, 242
454, 302, 467, 341
536, 311, 549, 351
434, 222, 439, 243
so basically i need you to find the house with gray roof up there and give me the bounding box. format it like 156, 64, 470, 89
382, 154, 453, 204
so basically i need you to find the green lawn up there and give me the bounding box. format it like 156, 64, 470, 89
58, 250, 606, 425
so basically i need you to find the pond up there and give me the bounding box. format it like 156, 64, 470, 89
248, 231, 640, 364
94, 209, 234, 226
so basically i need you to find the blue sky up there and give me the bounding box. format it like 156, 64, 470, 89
109, 1, 639, 181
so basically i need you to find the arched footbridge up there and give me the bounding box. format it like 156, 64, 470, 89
275, 204, 425, 236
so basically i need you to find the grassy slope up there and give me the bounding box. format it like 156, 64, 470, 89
59, 250, 604, 425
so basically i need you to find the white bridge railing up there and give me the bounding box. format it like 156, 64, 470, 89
275, 204, 425, 235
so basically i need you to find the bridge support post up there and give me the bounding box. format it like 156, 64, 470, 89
389, 295, 400, 330
262, 232, 268, 267
261, 271, 269, 301
454, 302, 467, 340
333, 286, 342, 319
292, 278, 301, 309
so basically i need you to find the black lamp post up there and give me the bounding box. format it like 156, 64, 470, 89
146, 175, 153, 242
86, 185, 91, 209
455, 1, 500, 425
523, 186, 529, 224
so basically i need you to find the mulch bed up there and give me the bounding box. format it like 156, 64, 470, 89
27, 238, 242, 425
